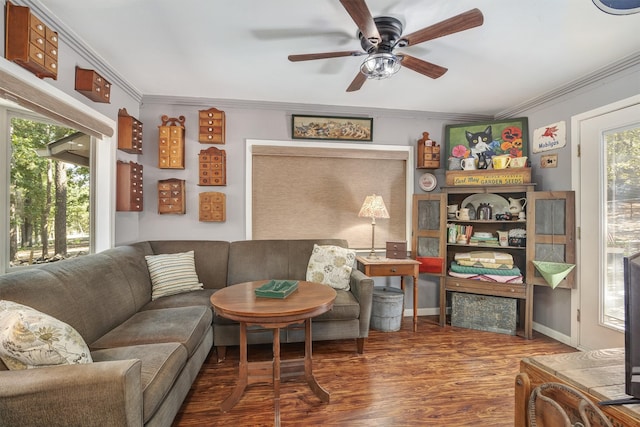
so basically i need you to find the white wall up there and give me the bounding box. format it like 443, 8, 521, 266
518, 62, 640, 337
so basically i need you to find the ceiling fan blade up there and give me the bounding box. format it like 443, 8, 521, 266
288, 51, 364, 61
400, 55, 448, 79
346, 72, 367, 92
402, 8, 484, 46
340, 0, 381, 44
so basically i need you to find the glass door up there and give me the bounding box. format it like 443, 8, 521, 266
578, 102, 640, 350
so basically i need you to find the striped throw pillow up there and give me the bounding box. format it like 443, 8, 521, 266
145, 250, 203, 300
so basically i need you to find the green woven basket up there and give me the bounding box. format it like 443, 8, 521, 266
532, 261, 576, 289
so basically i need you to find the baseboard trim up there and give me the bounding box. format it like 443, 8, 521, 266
532, 321, 572, 346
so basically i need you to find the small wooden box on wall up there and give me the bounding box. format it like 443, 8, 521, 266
117, 108, 143, 154
199, 108, 225, 144
158, 115, 185, 169
116, 161, 143, 212
5, 1, 58, 79
198, 147, 226, 186
417, 132, 441, 169
199, 192, 225, 222
75, 67, 111, 103
386, 241, 407, 259
158, 179, 185, 214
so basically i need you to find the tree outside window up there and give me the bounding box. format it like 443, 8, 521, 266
10, 117, 90, 266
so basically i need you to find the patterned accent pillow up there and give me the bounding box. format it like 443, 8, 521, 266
145, 250, 203, 300
306, 244, 356, 291
0, 300, 92, 370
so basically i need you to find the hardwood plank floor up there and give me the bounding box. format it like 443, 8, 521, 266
173, 316, 575, 426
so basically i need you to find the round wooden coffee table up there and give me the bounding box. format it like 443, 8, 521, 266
210, 280, 336, 426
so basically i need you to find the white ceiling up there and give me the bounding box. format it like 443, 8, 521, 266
31, 0, 640, 116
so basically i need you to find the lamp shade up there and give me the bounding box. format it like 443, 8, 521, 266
358, 194, 390, 219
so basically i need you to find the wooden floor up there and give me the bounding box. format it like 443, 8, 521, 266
173, 316, 575, 426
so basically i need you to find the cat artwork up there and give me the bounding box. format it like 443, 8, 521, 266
465, 126, 492, 157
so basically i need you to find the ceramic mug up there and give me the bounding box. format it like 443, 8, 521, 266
456, 208, 470, 220
447, 204, 458, 218
461, 157, 476, 170
509, 156, 528, 168
448, 157, 463, 170
492, 155, 511, 169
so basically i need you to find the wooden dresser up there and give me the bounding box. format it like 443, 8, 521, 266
515, 348, 640, 427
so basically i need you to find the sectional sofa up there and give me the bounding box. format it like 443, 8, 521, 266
0, 239, 374, 427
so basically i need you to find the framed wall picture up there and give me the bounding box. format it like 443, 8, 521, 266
291, 114, 373, 141
444, 117, 529, 170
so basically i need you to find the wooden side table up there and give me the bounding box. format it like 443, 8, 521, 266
210, 280, 336, 427
356, 256, 421, 332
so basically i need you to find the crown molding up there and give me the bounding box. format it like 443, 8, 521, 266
495, 51, 640, 119
140, 95, 493, 123
19, 0, 143, 103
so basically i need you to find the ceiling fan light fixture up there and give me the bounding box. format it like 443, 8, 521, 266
360, 52, 401, 80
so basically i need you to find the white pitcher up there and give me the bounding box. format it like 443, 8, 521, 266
508, 197, 527, 214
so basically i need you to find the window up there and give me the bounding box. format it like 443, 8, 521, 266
9, 115, 92, 267
604, 124, 640, 328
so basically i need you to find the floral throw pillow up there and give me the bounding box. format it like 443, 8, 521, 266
0, 300, 93, 370
306, 244, 356, 291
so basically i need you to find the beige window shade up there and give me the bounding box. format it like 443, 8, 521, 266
251, 144, 409, 249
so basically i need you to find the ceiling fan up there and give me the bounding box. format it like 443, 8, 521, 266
288, 0, 484, 92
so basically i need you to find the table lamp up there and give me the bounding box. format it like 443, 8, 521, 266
358, 194, 390, 259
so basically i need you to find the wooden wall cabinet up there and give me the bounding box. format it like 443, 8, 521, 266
416, 132, 440, 169
5, 1, 58, 79
198, 108, 225, 144
75, 67, 111, 103
117, 108, 143, 154
412, 186, 575, 340
199, 192, 225, 222
158, 115, 185, 169
158, 179, 185, 214
116, 161, 143, 212
198, 147, 226, 185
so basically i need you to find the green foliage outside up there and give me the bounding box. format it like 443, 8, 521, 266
607, 127, 640, 199
10, 118, 90, 265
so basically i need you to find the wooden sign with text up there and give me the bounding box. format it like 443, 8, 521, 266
445, 169, 531, 186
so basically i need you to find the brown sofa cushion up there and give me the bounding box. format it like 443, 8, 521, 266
90, 306, 211, 357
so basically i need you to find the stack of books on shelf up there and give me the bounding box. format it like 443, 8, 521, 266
468, 233, 499, 246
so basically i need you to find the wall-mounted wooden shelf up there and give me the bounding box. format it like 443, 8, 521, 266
417, 132, 440, 169
198, 107, 225, 144
198, 146, 226, 185
75, 67, 111, 103
116, 161, 143, 212
158, 115, 185, 169
117, 108, 143, 154
158, 179, 185, 214
199, 192, 225, 222
5, 1, 58, 79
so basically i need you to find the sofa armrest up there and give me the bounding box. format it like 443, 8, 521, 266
0, 360, 143, 427
349, 269, 375, 338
